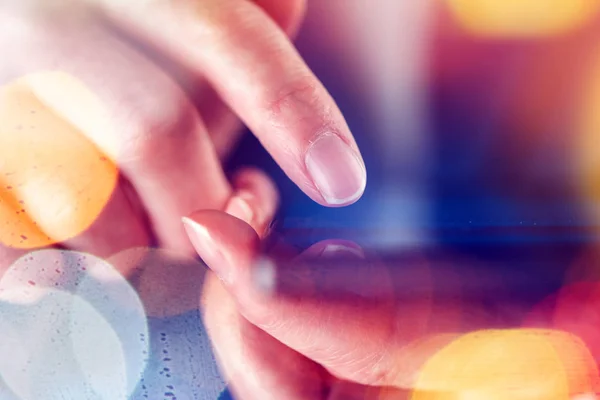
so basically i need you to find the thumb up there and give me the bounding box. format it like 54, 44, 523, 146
182, 213, 600, 398
181, 209, 411, 388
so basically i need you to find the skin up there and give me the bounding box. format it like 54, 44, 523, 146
0, 0, 367, 397
0, 0, 365, 259
188, 206, 600, 400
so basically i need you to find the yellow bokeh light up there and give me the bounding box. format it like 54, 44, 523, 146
446, 0, 600, 38
0, 72, 118, 248
411, 329, 598, 400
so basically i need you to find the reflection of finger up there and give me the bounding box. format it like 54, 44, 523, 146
202, 271, 324, 400
254, 239, 396, 302
253, 249, 548, 310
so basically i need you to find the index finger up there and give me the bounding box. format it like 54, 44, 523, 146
99, 0, 367, 206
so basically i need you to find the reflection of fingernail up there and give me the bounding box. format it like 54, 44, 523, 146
181, 217, 232, 284
306, 134, 366, 205
321, 244, 365, 259
225, 193, 254, 225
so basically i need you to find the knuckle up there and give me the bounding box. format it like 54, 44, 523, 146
121, 89, 200, 170
262, 75, 321, 123
139, 92, 196, 138
333, 313, 401, 387
348, 339, 398, 386
236, 298, 283, 331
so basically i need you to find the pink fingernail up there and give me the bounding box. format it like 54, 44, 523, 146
182, 217, 232, 284
305, 133, 366, 205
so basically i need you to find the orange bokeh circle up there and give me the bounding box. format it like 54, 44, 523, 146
446, 0, 600, 38
411, 329, 598, 400
0, 72, 118, 249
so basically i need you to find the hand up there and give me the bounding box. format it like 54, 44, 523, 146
0, 0, 366, 268
184, 208, 600, 400
0, 2, 367, 397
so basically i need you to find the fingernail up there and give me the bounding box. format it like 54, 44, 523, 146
225, 193, 254, 225
181, 217, 232, 284
305, 134, 366, 205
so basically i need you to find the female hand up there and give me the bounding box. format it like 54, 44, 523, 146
0, 0, 366, 269
185, 207, 600, 400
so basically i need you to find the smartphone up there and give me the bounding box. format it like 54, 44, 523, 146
254, 217, 590, 317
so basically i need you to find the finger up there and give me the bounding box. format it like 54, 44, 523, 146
62, 176, 151, 260
202, 272, 325, 400
201, 168, 324, 400
97, 0, 306, 162
1, 59, 150, 262
225, 167, 280, 238
4, 11, 231, 254
198, 87, 243, 162
199, 0, 308, 159
181, 212, 600, 396
182, 211, 405, 388
183, 212, 423, 390
100, 0, 367, 207
110, 0, 305, 162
